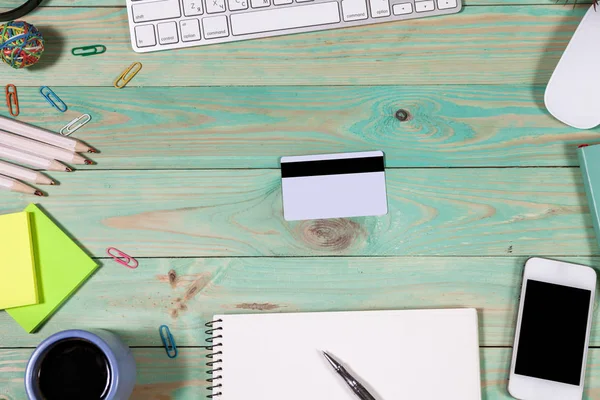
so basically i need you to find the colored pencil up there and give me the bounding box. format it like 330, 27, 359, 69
0, 144, 71, 172
0, 115, 96, 153
0, 130, 92, 165
0, 174, 44, 196
0, 160, 55, 185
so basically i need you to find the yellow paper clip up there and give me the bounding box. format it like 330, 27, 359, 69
114, 62, 142, 89
60, 114, 92, 136
5, 84, 19, 117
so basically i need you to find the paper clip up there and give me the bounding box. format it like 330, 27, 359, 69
159, 325, 178, 358
106, 247, 138, 269
60, 114, 92, 136
5, 84, 19, 117
40, 86, 67, 112
114, 62, 142, 89
71, 45, 107, 57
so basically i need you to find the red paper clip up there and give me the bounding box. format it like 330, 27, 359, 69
5, 84, 19, 117
107, 247, 138, 269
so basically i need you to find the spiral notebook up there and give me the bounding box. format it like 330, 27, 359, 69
206, 308, 481, 399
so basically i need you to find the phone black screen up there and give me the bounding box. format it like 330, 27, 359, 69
514, 279, 592, 385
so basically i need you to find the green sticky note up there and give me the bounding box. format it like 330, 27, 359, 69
6, 204, 98, 333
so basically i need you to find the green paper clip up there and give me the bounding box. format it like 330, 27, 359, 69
71, 45, 107, 57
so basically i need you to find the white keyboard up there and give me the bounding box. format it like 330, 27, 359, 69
126, 0, 462, 52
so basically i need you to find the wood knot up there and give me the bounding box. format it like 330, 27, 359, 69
168, 269, 178, 288
395, 109, 411, 122
299, 219, 365, 251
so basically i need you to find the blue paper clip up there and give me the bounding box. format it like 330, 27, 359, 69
40, 86, 67, 112
159, 325, 178, 359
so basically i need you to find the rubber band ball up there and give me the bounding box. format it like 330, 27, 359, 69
0, 21, 44, 69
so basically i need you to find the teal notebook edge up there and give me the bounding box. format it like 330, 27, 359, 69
578, 145, 600, 250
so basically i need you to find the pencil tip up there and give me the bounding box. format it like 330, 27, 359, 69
34, 190, 45, 197
50, 181, 56, 185
65, 167, 73, 172
88, 148, 98, 153
84, 159, 94, 165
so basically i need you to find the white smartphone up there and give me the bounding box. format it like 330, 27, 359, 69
508, 257, 596, 400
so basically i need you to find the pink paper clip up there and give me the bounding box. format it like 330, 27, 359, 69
107, 247, 138, 269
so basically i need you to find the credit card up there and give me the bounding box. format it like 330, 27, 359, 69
281, 151, 388, 221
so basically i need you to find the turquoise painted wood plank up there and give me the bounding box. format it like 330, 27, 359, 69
0, 168, 592, 257
2, 348, 600, 399
4, 257, 600, 347
2, 0, 591, 6
0, 86, 596, 170
0, 5, 587, 86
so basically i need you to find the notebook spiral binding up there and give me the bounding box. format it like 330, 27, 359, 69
205, 319, 224, 398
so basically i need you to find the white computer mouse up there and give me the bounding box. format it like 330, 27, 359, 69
545, 5, 600, 129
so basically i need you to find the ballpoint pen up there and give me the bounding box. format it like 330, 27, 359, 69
322, 351, 377, 400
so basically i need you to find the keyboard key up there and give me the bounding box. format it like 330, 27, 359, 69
274, 0, 292, 4
437, 0, 456, 8
183, 0, 203, 15
415, 0, 434, 11
392, 2, 412, 14
370, 0, 390, 17
158, 21, 179, 44
231, 2, 340, 36
180, 19, 202, 41
296, 0, 313, 3
206, 0, 226, 12
229, 0, 248, 10
132, 0, 181, 22
251, 0, 270, 7
134, 24, 156, 47
203, 15, 229, 38
342, 0, 367, 21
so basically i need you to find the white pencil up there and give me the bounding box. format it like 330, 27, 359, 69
0, 160, 55, 185
0, 130, 92, 165
0, 174, 44, 196
0, 144, 72, 172
0, 115, 97, 153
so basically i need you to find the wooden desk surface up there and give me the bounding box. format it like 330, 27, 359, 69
0, 1, 599, 398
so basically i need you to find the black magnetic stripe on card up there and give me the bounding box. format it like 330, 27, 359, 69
281, 156, 384, 178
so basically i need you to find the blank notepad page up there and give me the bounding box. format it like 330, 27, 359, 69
212, 308, 481, 400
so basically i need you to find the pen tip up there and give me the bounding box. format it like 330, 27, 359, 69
34, 190, 45, 197
88, 148, 98, 153
65, 167, 73, 172
50, 180, 56, 185
84, 159, 94, 165
322, 351, 336, 367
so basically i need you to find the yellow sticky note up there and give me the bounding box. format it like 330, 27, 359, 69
0, 211, 38, 309
6, 204, 98, 333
